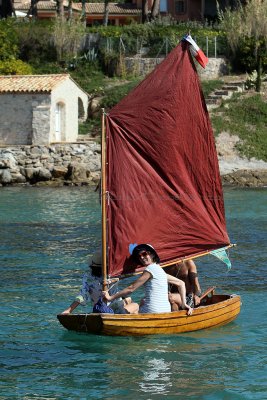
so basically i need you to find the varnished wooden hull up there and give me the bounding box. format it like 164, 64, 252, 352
57, 294, 241, 336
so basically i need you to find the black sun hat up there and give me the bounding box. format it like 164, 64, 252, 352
132, 244, 160, 264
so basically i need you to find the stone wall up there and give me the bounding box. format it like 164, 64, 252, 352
32, 105, 51, 145
124, 57, 228, 79
0, 93, 50, 146
197, 58, 229, 80
0, 142, 101, 186
124, 57, 164, 76
0, 142, 266, 188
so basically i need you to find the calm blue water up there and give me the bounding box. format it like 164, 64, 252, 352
0, 187, 266, 400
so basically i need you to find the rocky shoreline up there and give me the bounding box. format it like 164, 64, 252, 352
0, 142, 101, 187
217, 132, 267, 187
220, 168, 267, 187
0, 140, 267, 188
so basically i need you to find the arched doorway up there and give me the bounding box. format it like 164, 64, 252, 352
78, 97, 85, 121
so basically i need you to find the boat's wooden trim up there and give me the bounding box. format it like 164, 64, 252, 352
57, 294, 241, 336
100, 295, 241, 335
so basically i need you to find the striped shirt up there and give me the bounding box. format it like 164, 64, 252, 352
139, 263, 171, 314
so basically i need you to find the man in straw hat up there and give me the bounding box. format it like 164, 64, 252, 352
61, 249, 135, 314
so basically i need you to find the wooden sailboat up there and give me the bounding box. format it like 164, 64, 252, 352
57, 39, 241, 336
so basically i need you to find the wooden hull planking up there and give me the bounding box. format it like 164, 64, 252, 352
57, 294, 241, 336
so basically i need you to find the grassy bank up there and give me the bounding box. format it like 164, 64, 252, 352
211, 92, 267, 161
77, 72, 223, 137
73, 63, 266, 162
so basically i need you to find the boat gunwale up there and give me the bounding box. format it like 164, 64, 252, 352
97, 294, 240, 319
57, 294, 241, 322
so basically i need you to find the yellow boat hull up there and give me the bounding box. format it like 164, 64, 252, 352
57, 294, 241, 336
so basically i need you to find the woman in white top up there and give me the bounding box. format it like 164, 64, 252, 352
103, 244, 193, 315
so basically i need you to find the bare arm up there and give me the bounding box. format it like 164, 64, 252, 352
166, 274, 193, 315
187, 260, 201, 305
61, 301, 80, 314
103, 271, 151, 302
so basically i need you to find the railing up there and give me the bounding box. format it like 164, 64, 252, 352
81, 34, 227, 60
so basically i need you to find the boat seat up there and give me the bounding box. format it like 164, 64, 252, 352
198, 286, 216, 306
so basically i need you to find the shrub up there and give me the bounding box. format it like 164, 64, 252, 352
15, 20, 57, 64
0, 59, 33, 75
230, 37, 267, 73
0, 19, 19, 60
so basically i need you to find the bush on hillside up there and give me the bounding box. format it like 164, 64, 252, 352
0, 19, 19, 60
0, 59, 33, 75
53, 18, 86, 62
229, 36, 267, 73
14, 20, 57, 64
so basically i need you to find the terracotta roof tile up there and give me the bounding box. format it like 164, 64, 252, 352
17, 0, 57, 10
0, 74, 70, 93
16, 1, 141, 14
84, 3, 141, 15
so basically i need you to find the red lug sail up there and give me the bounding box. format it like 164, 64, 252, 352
105, 41, 230, 278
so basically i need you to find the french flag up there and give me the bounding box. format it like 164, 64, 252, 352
183, 34, 209, 69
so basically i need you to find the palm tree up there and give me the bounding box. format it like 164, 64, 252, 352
103, 0, 109, 26
151, 0, 160, 20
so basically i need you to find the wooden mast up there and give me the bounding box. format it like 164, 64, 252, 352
101, 108, 108, 291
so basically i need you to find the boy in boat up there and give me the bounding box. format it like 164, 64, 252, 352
61, 249, 135, 314
102, 244, 193, 315
165, 260, 202, 311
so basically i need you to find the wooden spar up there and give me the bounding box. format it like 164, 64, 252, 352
116, 244, 236, 280
101, 108, 108, 291
161, 243, 236, 269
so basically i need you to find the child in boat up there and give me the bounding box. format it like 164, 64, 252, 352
61, 249, 134, 314
165, 260, 202, 311
102, 244, 193, 315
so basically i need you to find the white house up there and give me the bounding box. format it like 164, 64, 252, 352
0, 74, 88, 145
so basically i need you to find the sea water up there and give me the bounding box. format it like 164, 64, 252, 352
0, 187, 266, 400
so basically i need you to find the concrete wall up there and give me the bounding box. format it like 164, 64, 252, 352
0, 93, 50, 146
51, 79, 88, 143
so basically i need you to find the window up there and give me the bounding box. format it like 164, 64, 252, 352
160, 0, 167, 12
175, 0, 186, 14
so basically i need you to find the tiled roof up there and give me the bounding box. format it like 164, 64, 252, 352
16, 1, 141, 15
81, 3, 141, 15
17, 0, 58, 10
0, 74, 70, 93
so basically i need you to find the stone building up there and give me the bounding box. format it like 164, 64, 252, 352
0, 74, 88, 146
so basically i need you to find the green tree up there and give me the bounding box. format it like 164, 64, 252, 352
219, 0, 267, 92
